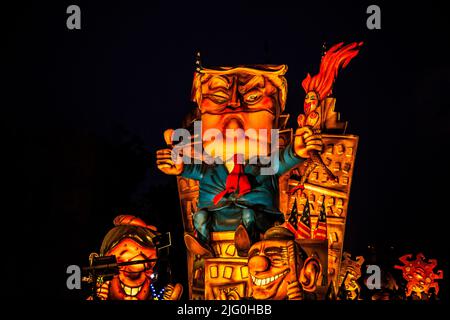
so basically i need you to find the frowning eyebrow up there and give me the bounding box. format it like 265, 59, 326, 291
238, 75, 265, 94
208, 76, 232, 90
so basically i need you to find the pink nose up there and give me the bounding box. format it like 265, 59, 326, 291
248, 255, 270, 273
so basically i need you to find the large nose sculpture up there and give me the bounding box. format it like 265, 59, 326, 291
228, 79, 241, 108
248, 255, 271, 273
122, 259, 146, 278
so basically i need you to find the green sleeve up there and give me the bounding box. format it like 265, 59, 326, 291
276, 143, 304, 176
181, 163, 205, 180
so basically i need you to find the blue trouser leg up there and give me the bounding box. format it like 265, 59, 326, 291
193, 209, 210, 243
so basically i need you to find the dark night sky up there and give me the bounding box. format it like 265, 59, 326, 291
4, 0, 450, 300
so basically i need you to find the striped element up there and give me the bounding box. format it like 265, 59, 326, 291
283, 198, 311, 239
297, 198, 312, 239
288, 198, 299, 229
313, 200, 327, 240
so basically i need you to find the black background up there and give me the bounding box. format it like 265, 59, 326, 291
4, 0, 449, 301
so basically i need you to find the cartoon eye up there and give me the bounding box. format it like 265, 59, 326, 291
244, 91, 262, 104
204, 90, 230, 104
269, 257, 284, 266
305, 93, 317, 101
208, 94, 229, 104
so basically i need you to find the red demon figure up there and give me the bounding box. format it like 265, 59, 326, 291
299, 42, 363, 129
394, 253, 443, 299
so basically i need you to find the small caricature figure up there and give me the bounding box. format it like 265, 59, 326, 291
89, 215, 183, 300
295, 42, 363, 185
338, 252, 364, 300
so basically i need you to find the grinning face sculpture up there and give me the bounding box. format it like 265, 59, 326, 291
246, 227, 321, 300
106, 238, 157, 300
192, 66, 287, 163
248, 239, 293, 300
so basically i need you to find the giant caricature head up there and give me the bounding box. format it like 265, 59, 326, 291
246, 227, 321, 300
191, 63, 287, 162
100, 215, 159, 300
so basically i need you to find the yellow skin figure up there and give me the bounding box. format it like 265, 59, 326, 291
343, 273, 361, 300
297, 91, 320, 128
246, 227, 321, 300
339, 253, 364, 300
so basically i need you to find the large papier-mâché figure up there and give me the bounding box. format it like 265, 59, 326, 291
156, 61, 323, 256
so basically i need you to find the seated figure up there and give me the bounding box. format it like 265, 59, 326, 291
156, 63, 323, 256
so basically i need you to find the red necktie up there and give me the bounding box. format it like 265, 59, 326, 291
213, 154, 251, 205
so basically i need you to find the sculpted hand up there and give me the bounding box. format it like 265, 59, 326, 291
287, 280, 303, 300
156, 129, 184, 175
293, 127, 323, 159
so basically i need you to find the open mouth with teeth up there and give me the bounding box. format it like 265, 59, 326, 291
119, 281, 144, 297
251, 269, 290, 288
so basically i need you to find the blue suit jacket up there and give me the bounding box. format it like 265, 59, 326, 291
181, 144, 303, 215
